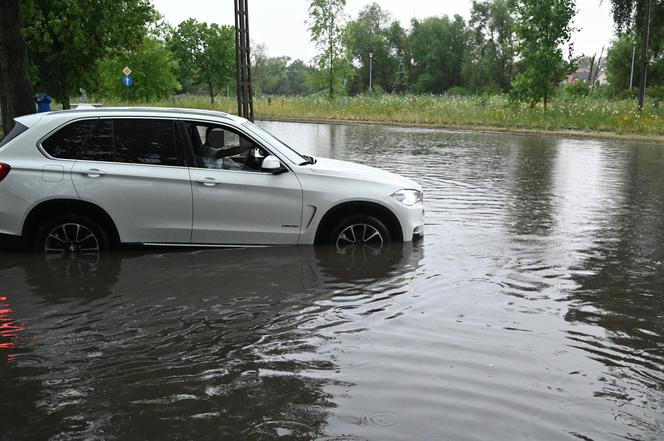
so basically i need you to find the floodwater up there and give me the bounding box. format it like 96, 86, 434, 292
1, 121, 663, 441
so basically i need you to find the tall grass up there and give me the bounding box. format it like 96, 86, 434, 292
97, 93, 664, 139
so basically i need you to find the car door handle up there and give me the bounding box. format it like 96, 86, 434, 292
196, 177, 222, 187
80, 169, 105, 178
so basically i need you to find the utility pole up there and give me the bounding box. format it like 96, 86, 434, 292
368, 52, 373, 92
638, 0, 652, 111
234, 0, 254, 121
629, 41, 636, 89
590, 46, 603, 97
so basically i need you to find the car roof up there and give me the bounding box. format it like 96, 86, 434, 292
16, 107, 247, 126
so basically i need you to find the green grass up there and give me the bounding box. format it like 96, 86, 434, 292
83, 93, 664, 141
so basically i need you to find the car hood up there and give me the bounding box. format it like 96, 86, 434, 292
306, 157, 421, 190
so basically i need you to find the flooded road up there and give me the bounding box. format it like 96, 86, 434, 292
1, 122, 663, 440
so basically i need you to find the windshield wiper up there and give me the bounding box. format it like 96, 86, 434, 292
298, 155, 317, 166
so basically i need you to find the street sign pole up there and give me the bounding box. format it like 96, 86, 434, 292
122, 67, 133, 104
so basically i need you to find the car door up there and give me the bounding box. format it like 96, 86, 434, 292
71, 118, 192, 244
185, 121, 303, 245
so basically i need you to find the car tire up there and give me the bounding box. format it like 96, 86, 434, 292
34, 214, 110, 256
326, 214, 391, 253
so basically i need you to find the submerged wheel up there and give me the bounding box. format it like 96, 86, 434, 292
35, 214, 109, 257
328, 215, 391, 254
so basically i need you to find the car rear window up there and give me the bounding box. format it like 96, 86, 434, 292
0, 122, 29, 148
41, 119, 96, 159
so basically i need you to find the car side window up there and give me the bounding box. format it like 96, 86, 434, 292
80, 119, 115, 162
114, 119, 178, 166
42, 119, 96, 159
184, 121, 268, 172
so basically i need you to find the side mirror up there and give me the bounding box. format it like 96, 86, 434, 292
261, 155, 287, 174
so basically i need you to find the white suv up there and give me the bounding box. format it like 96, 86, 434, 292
0, 108, 424, 254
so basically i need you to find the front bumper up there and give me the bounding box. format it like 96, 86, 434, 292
384, 198, 425, 242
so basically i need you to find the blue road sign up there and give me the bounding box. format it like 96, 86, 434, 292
122, 75, 133, 87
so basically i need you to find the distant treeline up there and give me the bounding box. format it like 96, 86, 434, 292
11, 0, 664, 108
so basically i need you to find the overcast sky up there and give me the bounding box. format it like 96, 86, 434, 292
152, 0, 615, 61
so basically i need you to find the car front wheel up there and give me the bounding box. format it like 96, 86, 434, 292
327, 215, 391, 254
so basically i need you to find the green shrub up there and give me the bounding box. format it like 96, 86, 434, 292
447, 86, 472, 96
564, 80, 590, 98
99, 93, 664, 137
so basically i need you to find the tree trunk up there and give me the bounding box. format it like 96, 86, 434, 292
61, 96, 70, 110
0, 0, 35, 134
209, 82, 215, 104
329, 58, 333, 99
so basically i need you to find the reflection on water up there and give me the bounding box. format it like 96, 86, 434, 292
0, 245, 422, 440
1, 121, 663, 440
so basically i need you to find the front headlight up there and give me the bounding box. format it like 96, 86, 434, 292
391, 189, 423, 206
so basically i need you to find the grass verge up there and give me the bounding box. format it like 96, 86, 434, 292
82, 94, 664, 143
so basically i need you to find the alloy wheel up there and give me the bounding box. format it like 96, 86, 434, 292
335, 223, 384, 253
44, 223, 100, 258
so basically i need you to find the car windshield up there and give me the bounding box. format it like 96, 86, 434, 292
241, 121, 307, 165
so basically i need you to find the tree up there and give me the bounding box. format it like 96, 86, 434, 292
21, 0, 157, 109
286, 60, 315, 95
0, 0, 35, 134
92, 37, 180, 102
409, 15, 468, 94
167, 19, 235, 104
510, 0, 576, 109
252, 48, 313, 96
308, 0, 349, 98
605, 33, 664, 95
609, 0, 664, 107
344, 3, 406, 94
463, 0, 516, 93
610, 0, 664, 55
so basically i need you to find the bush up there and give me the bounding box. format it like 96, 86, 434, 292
563, 80, 590, 98
617, 88, 639, 100
648, 85, 664, 100
447, 86, 472, 96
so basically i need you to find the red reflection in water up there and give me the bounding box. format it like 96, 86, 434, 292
0, 295, 24, 363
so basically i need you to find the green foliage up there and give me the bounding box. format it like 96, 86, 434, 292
648, 85, 664, 100
252, 46, 313, 96
91, 37, 179, 102
307, 0, 350, 98
448, 86, 473, 96
464, 0, 516, 93
167, 19, 235, 103
21, 0, 157, 108
409, 15, 468, 94
610, 0, 664, 55
606, 35, 637, 95
144, 94, 664, 139
510, 0, 576, 109
563, 80, 590, 98
344, 3, 407, 94
605, 33, 664, 97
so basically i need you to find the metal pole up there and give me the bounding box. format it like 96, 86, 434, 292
369, 53, 373, 92
629, 41, 636, 89
638, 0, 651, 111
590, 46, 603, 97
235, 0, 254, 121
